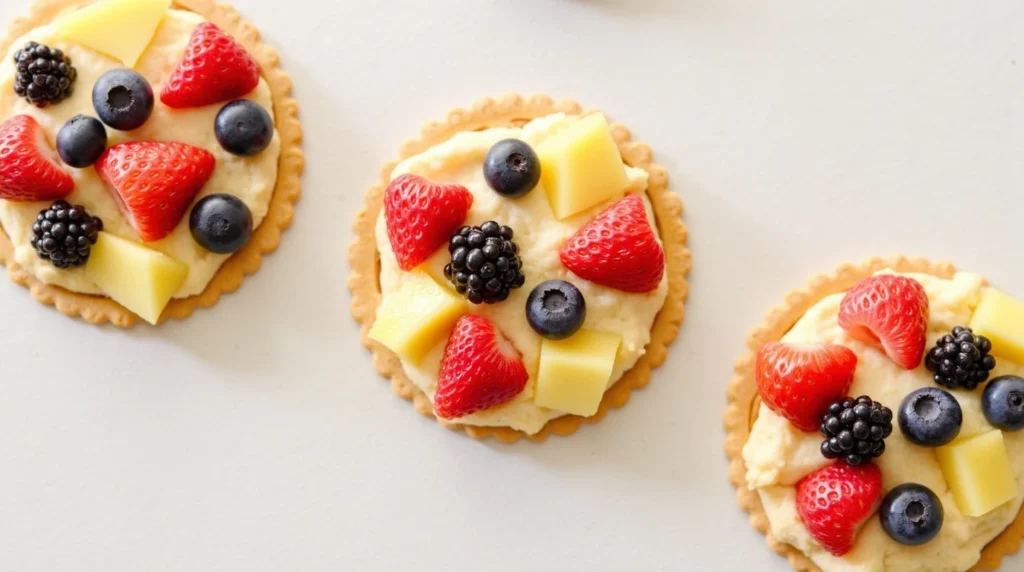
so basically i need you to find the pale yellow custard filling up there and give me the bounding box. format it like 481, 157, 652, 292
742, 271, 1024, 572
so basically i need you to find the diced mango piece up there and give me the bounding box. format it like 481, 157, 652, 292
537, 113, 630, 220
970, 288, 1024, 364
84, 232, 188, 325
368, 271, 466, 365
53, 0, 171, 67
936, 429, 1019, 517
535, 330, 622, 416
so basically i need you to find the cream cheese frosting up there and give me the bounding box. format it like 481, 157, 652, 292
0, 8, 280, 298
743, 271, 1024, 572
374, 113, 669, 434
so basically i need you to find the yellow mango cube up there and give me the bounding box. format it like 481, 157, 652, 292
368, 272, 466, 365
53, 0, 171, 67
84, 232, 188, 325
970, 288, 1024, 364
537, 113, 630, 220
936, 430, 1019, 517
535, 330, 622, 416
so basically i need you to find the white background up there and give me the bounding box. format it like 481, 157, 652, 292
1, 0, 1022, 570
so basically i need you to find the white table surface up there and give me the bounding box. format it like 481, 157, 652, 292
1, 0, 1023, 570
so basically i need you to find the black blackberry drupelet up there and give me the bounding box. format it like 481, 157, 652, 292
820, 396, 893, 466
444, 221, 526, 305
13, 42, 77, 108
30, 201, 103, 268
925, 326, 996, 390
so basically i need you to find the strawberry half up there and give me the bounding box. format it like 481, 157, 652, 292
559, 194, 665, 293
756, 342, 858, 432
160, 22, 262, 109
796, 462, 882, 557
384, 173, 473, 271
95, 142, 215, 242
434, 315, 529, 419
0, 115, 73, 201
838, 275, 929, 369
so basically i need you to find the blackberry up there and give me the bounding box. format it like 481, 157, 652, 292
444, 221, 525, 305
925, 326, 996, 390
13, 42, 77, 108
30, 201, 102, 268
820, 396, 893, 466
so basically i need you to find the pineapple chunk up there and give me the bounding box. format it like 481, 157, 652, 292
936, 430, 1019, 517
53, 0, 171, 67
970, 288, 1024, 364
537, 113, 630, 220
368, 271, 466, 365
535, 330, 622, 416
84, 232, 188, 325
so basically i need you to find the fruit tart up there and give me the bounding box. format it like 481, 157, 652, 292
0, 0, 302, 326
349, 95, 690, 442
725, 256, 1024, 571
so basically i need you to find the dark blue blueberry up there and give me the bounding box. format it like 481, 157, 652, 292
56, 115, 107, 168
189, 194, 253, 254
880, 483, 943, 546
982, 375, 1024, 431
92, 69, 153, 131
526, 280, 586, 340
898, 387, 962, 447
483, 139, 541, 198
215, 100, 274, 156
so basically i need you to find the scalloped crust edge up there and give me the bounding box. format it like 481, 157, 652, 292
348, 93, 691, 443
723, 256, 1024, 572
0, 0, 304, 327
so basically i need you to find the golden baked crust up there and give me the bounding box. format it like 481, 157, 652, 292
723, 256, 1024, 572
0, 0, 303, 327
349, 94, 690, 443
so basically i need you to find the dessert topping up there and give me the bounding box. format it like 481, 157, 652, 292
92, 69, 154, 131
483, 139, 540, 198
367, 271, 466, 365
936, 429, 1019, 518
819, 396, 893, 465
30, 200, 102, 268
970, 287, 1024, 364
0, 115, 74, 201
57, 115, 108, 168
879, 483, 944, 546
215, 100, 274, 156
838, 274, 929, 369
384, 173, 472, 271
925, 326, 995, 390
12, 41, 76, 108
755, 342, 857, 432
52, 0, 171, 68
982, 375, 1024, 431
161, 22, 261, 109
795, 462, 882, 557
444, 221, 525, 305
897, 387, 962, 447
189, 194, 253, 254
534, 329, 621, 417
526, 280, 586, 340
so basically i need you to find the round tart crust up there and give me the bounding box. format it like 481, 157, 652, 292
349, 94, 690, 443
723, 256, 1024, 572
0, 0, 303, 327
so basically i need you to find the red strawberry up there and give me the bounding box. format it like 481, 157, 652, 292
0, 115, 73, 201
95, 142, 215, 242
434, 315, 528, 419
756, 342, 858, 432
796, 462, 882, 556
384, 173, 473, 271
560, 194, 665, 293
160, 22, 262, 109
838, 275, 929, 369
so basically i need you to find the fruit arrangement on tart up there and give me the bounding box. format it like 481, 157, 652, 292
727, 260, 1024, 571
350, 97, 689, 440
0, 0, 300, 325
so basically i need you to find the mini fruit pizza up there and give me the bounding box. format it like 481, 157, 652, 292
0, 0, 302, 326
725, 257, 1024, 571
349, 95, 690, 441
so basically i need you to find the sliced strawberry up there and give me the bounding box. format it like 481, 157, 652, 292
95, 142, 215, 242
756, 342, 858, 432
838, 275, 929, 369
559, 194, 665, 293
160, 22, 262, 109
796, 462, 882, 556
0, 115, 73, 201
384, 173, 473, 271
434, 315, 528, 419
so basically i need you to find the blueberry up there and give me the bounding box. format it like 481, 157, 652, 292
189, 194, 253, 254
92, 69, 153, 131
897, 387, 962, 447
879, 483, 943, 546
215, 100, 274, 156
483, 139, 541, 198
56, 115, 107, 168
526, 280, 586, 340
982, 375, 1024, 431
